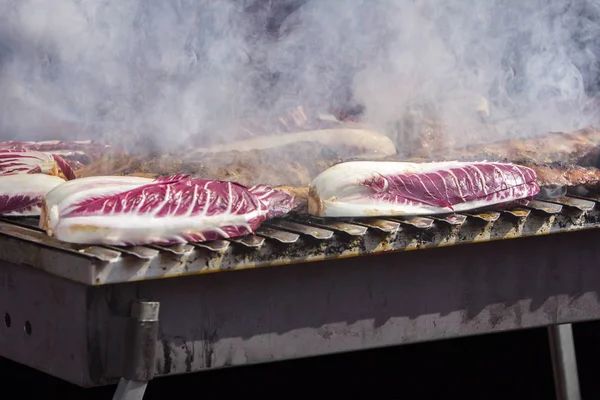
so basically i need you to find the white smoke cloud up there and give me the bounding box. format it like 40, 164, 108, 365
0, 0, 598, 154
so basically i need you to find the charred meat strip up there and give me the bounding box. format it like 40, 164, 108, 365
516, 161, 600, 189
75, 141, 344, 187
0, 140, 111, 170
438, 127, 600, 167
513, 160, 600, 198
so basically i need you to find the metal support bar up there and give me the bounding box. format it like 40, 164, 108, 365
548, 324, 581, 400
112, 300, 160, 400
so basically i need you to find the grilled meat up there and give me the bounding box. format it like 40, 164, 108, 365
75, 125, 600, 201
516, 161, 600, 189
437, 127, 600, 167
513, 160, 600, 198
74, 153, 201, 180
76, 141, 343, 187
451, 127, 600, 195
75, 107, 393, 187
0, 140, 111, 170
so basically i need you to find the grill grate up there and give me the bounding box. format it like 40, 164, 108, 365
0, 194, 599, 285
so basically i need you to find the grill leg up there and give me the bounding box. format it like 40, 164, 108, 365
113, 379, 149, 400
112, 300, 161, 400
548, 324, 581, 400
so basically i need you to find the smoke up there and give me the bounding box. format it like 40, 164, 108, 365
0, 0, 599, 153
0, 0, 253, 149
347, 0, 600, 147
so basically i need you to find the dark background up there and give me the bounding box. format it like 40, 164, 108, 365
4, 320, 600, 399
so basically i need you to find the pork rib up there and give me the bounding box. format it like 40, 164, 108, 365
511, 160, 600, 198
423, 127, 600, 167
44, 175, 295, 245
308, 161, 539, 217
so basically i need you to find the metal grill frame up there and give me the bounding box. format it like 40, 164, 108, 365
1, 227, 600, 388
1, 195, 600, 391
0, 194, 598, 285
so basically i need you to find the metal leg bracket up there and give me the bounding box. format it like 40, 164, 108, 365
112, 300, 160, 400
548, 324, 581, 400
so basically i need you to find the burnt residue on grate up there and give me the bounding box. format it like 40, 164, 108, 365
0, 194, 599, 284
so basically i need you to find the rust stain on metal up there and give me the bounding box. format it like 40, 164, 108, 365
161, 338, 172, 375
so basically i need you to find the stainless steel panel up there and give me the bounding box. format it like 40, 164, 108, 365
126, 229, 600, 379
0, 261, 91, 385
4, 228, 600, 388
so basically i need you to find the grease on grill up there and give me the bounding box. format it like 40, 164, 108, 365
527, 200, 563, 214
389, 216, 434, 229
349, 218, 401, 233
228, 234, 265, 248
500, 208, 531, 219
76, 247, 123, 262
429, 214, 467, 226
462, 211, 501, 222
255, 227, 300, 243
266, 220, 334, 239
293, 216, 368, 236
191, 240, 230, 252
547, 196, 595, 212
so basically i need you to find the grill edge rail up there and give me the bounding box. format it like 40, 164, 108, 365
0, 194, 598, 285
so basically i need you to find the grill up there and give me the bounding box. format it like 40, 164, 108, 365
1, 192, 599, 285
2, 191, 600, 398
